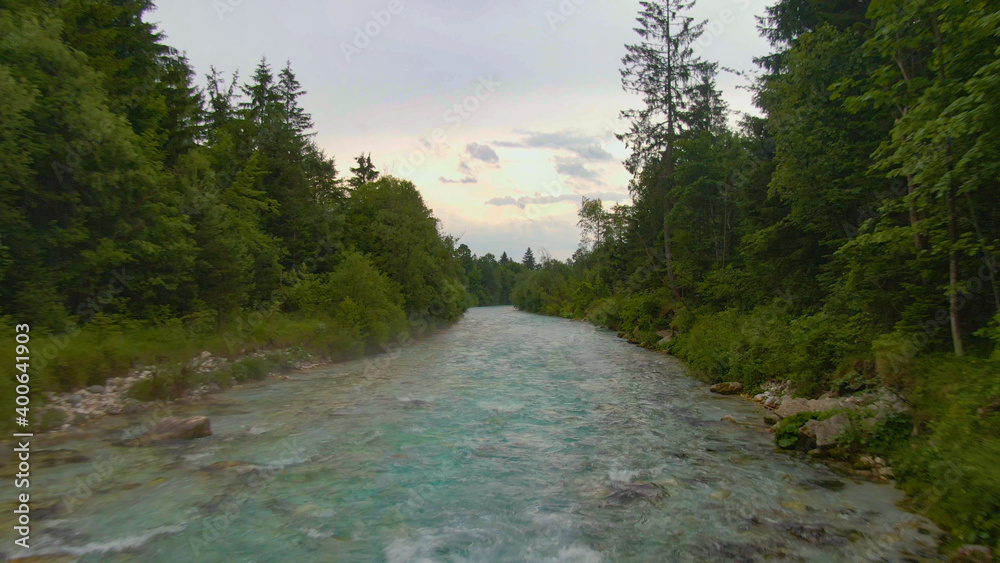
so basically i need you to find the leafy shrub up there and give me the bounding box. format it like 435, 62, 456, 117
229, 357, 272, 382
672, 306, 865, 396
286, 251, 408, 347
130, 366, 194, 402
862, 411, 914, 455
892, 356, 1000, 548
774, 411, 836, 449
586, 296, 623, 330
872, 331, 920, 389
672, 309, 746, 382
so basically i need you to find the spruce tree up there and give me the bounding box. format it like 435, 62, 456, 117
620, 0, 710, 299
349, 153, 380, 188
522, 248, 537, 270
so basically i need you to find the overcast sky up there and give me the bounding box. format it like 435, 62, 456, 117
150, 0, 774, 260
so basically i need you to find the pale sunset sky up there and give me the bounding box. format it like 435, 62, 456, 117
150, 0, 773, 260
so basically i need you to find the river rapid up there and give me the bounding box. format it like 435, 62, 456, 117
2, 307, 940, 562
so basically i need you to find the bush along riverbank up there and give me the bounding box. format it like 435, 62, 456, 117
511, 275, 1000, 560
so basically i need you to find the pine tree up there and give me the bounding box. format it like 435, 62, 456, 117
522, 248, 537, 270
620, 0, 710, 299
349, 153, 380, 189
276, 62, 313, 134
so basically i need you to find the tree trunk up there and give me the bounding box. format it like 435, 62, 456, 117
906, 174, 923, 250
947, 177, 964, 356
662, 142, 681, 301
932, 19, 963, 356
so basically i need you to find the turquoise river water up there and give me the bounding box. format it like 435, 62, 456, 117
3, 307, 941, 561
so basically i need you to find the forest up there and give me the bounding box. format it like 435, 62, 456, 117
2, 0, 1000, 556
510, 0, 1000, 552
0, 0, 479, 412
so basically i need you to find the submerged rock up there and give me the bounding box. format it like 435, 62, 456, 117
778, 522, 846, 546
126, 416, 211, 446
710, 382, 744, 395
604, 482, 667, 505
201, 461, 260, 474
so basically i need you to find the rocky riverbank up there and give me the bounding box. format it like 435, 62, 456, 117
34, 349, 325, 433
711, 379, 911, 481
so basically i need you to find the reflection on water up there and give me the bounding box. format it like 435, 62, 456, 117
2, 307, 940, 561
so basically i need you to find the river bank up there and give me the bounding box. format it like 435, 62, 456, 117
1, 307, 943, 561
533, 305, 998, 562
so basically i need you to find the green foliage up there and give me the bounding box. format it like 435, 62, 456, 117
0, 1, 469, 431
668, 307, 867, 396
510, 0, 1000, 548
229, 357, 271, 383
775, 412, 824, 449
863, 411, 914, 456
285, 251, 408, 346
892, 357, 1000, 548
344, 177, 468, 325
130, 365, 195, 402
585, 297, 624, 331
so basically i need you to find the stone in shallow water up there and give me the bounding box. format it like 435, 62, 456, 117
36, 449, 90, 468
778, 522, 847, 546
710, 382, 744, 395
200, 461, 260, 474
797, 478, 846, 491
603, 482, 668, 505
126, 416, 211, 446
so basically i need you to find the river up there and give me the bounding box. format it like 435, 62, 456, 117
4, 307, 940, 561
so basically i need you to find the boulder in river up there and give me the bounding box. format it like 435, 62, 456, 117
710, 382, 744, 395
127, 416, 212, 446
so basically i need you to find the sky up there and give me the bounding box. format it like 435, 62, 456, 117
149, 0, 774, 261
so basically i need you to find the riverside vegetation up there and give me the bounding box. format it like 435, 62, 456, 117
0, 2, 479, 423
0, 1, 529, 425
509, 0, 1000, 559
2, 0, 999, 560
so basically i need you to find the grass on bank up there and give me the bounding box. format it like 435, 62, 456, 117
0, 308, 410, 427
